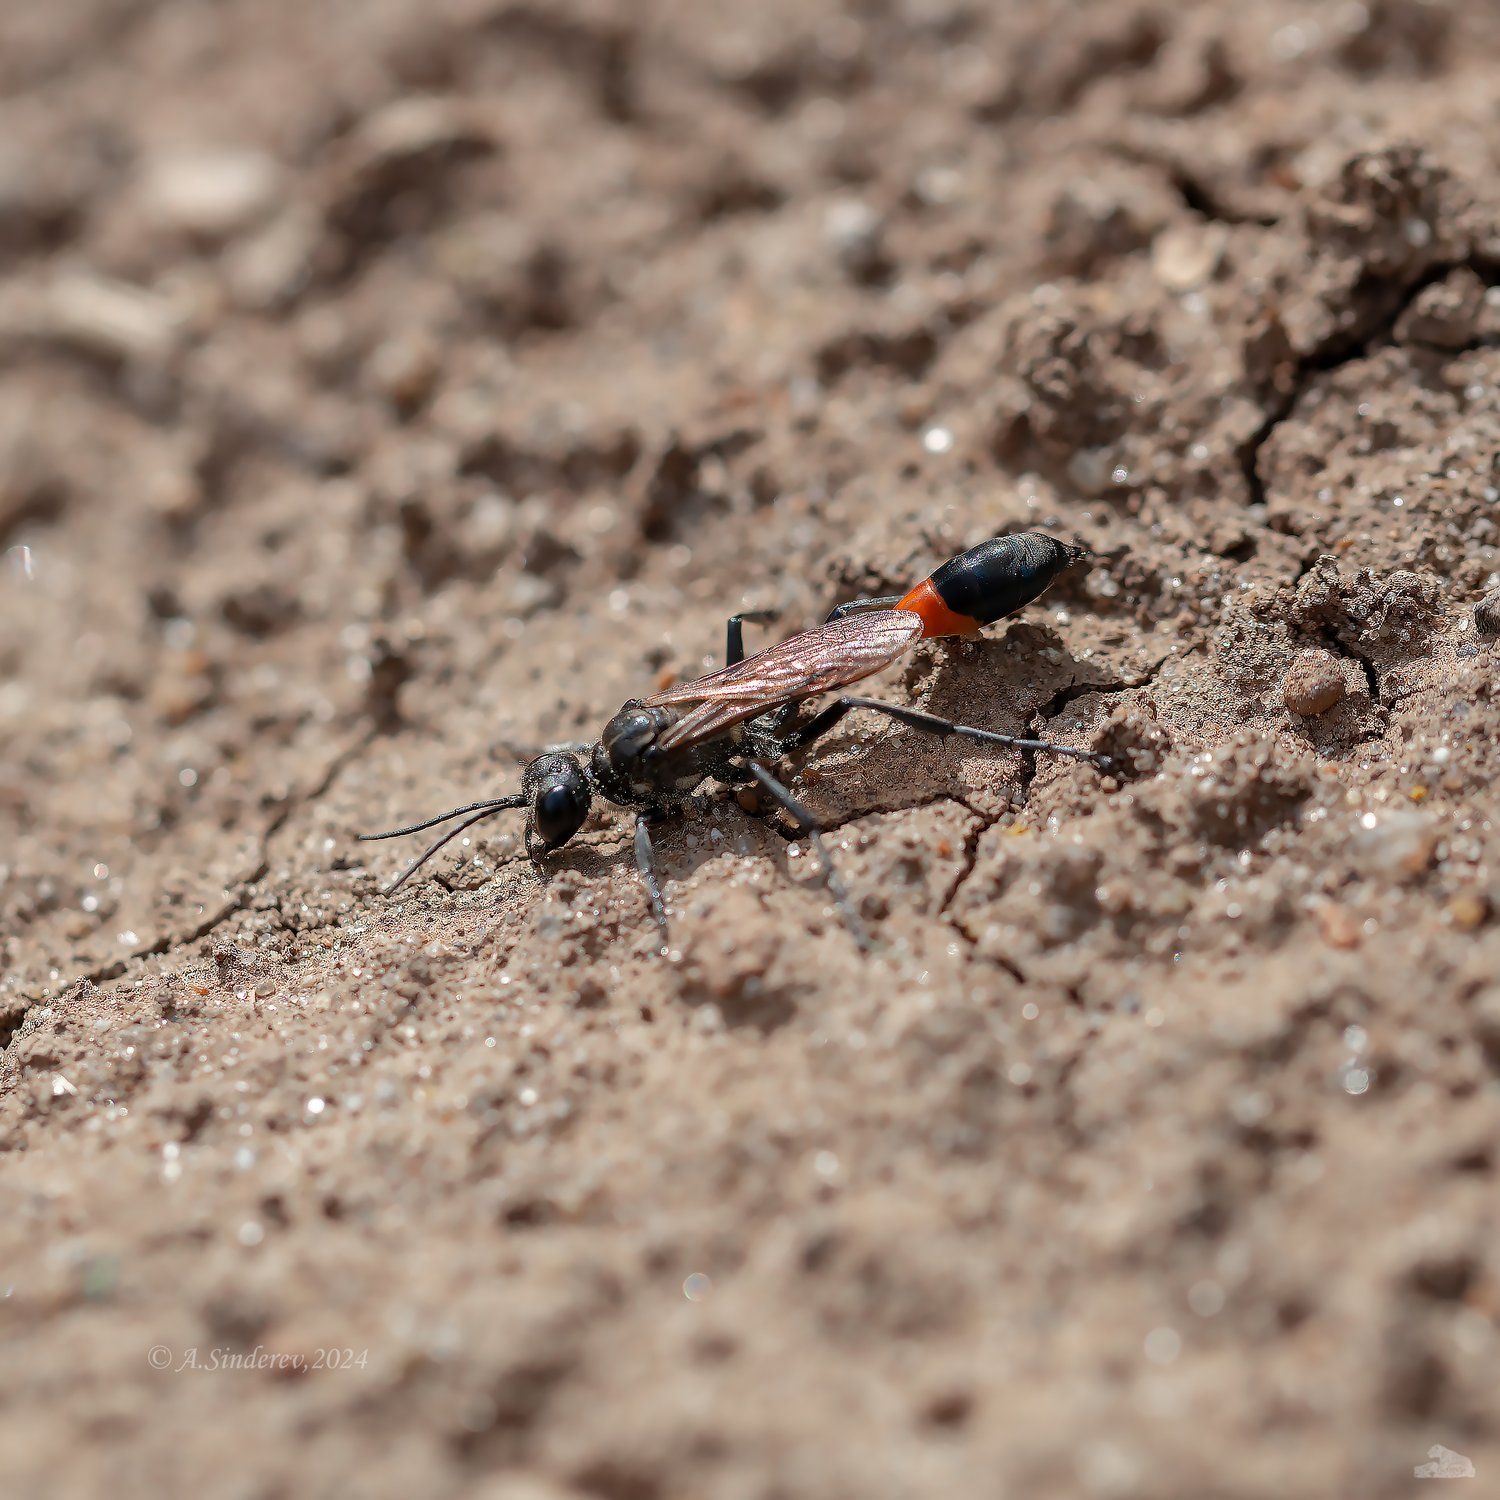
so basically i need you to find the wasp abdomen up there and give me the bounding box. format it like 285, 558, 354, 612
897, 532, 1086, 637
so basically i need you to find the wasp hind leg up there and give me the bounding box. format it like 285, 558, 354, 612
633, 813, 671, 951
724, 609, 779, 667
746, 760, 870, 951
774, 695, 1112, 769
824, 594, 901, 624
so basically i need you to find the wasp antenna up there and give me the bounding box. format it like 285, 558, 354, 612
373, 799, 528, 897
358, 796, 527, 842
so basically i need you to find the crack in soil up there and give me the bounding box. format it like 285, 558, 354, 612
933, 798, 1014, 968
1166, 165, 1281, 229
1319, 624, 1383, 703
934, 655, 1175, 954
30, 728, 377, 1008
1105, 141, 1283, 229
1240, 257, 1499, 513
924, 792, 991, 918
1038, 654, 1175, 716
1012, 654, 1173, 805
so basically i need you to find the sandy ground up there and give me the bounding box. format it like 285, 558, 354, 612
3, 1, 1500, 1495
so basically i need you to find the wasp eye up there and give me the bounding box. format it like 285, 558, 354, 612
534, 779, 590, 847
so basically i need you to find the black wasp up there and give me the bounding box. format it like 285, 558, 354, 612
360, 531, 1110, 947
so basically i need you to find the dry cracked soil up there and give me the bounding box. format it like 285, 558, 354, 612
3, 2, 1500, 1497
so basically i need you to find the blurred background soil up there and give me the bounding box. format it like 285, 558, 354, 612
3, 1, 1500, 1495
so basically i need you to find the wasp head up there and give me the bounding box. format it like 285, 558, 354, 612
522, 752, 592, 848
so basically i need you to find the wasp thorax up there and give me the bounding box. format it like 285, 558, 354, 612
599, 702, 663, 771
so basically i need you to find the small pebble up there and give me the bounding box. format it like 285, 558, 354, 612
366, 334, 439, 411
40, 273, 182, 363
824, 198, 889, 284
1283, 651, 1346, 716
1151, 222, 1225, 292
1474, 589, 1500, 636
1316, 902, 1361, 950
1355, 809, 1437, 878
139, 147, 280, 240
1446, 892, 1489, 931
225, 209, 317, 310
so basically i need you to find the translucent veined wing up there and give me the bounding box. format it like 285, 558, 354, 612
646, 609, 924, 753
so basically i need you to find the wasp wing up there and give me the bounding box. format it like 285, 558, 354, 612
646, 609, 923, 753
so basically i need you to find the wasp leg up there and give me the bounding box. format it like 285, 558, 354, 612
724, 609, 779, 666
746, 760, 870, 951
776, 695, 1112, 769
633, 813, 671, 950
742, 696, 811, 743
823, 594, 902, 624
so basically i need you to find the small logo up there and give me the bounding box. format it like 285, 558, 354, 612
1415, 1444, 1475, 1480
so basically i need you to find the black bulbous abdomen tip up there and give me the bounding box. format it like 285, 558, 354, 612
926, 530, 1088, 626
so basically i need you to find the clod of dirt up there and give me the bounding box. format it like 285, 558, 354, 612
1474, 589, 1500, 636
1392, 266, 1488, 348
324, 95, 499, 261
364, 636, 412, 731
364, 332, 441, 414
1282, 649, 1348, 717
1181, 734, 1314, 847
1287, 557, 1446, 681
995, 299, 1130, 462
1094, 697, 1172, 778
675, 885, 807, 1031
1301, 144, 1453, 279
220, 580, 300, 637
1041, 165, 1175, 278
